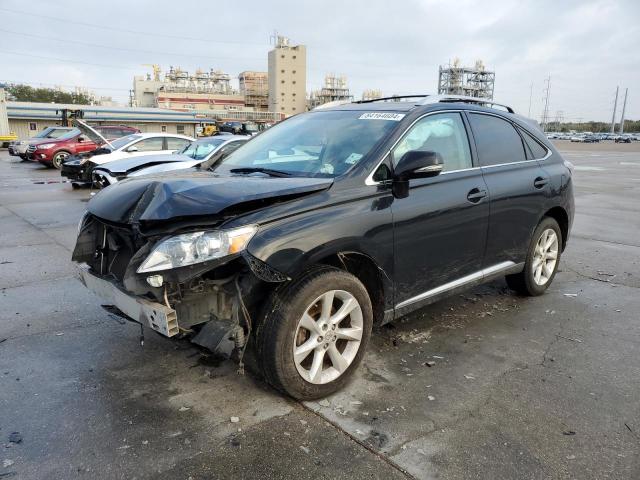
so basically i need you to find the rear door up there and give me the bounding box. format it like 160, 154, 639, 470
390, 111, 490, 308
466, 112, 550, 268
127, 136, 166, 159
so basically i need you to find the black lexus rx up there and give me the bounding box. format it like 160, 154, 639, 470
73, 95, 574, 399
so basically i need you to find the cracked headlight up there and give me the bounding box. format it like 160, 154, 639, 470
137, 225, 257, 273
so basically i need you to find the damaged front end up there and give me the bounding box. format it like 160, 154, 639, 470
71, 172, 332, 359
72, 213, 285, 360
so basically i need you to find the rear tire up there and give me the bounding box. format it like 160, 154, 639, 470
506, 217, 562, 296
257, 266, 373, 400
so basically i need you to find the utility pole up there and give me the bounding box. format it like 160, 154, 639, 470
528, 82, 533, 118
618, 88, 628, 135
610, 86, 619, 134
541, 76, 551, 132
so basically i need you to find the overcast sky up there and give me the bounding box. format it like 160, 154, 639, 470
1, 0, 638, 122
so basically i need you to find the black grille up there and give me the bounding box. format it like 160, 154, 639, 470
87, 220, 139, 282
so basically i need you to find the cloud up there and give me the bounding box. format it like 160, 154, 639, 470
0, 0, 637, 120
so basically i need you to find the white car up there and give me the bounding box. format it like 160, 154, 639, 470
60, 120, 194, 184
91, 135, 248, 188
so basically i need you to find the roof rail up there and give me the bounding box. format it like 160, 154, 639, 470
417, 94, 515, 113
317, 94, 515, 114
354, 95, 429, 104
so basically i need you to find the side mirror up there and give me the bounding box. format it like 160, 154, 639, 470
392, 150, 443, 199
77, 136, 86, 142
126, 145, 139, 153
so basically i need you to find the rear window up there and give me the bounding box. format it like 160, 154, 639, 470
468, 113, 526, 166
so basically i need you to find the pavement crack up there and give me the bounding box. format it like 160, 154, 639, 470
295, 401, 417, 480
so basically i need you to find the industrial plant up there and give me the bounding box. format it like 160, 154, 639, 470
438, 59, 495, 99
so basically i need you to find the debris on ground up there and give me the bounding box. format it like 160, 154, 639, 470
178, 406, 191, 412
464, 374, 476, 380
7, 433, 21, 445
556, 334, 582, 343
299, 445, 310, 454
350, 401, 363, 406
230, 416, 240, 423
427, 395, 435, 401
318, 399, 331, 407
566, 454, 576, 460
394, 329, 432, 344
563, 431, 576, 436
563, 293, 578, 298
423, 361, 436, 367
2, 460, 14, 468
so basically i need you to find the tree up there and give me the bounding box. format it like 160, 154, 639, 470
5, 84, 93, 105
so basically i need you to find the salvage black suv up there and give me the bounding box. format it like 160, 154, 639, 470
73, 95, 574, 399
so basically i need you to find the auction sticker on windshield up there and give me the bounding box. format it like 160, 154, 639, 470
358, 112, 406, 121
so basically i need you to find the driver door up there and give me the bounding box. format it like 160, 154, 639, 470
390, 112, 489, 309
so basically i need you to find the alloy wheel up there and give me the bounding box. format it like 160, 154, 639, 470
293, 290, 363, 385
53, 152, 69, 169
532, 228, 559, 286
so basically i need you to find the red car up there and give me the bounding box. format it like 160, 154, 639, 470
27, 125, 140, 169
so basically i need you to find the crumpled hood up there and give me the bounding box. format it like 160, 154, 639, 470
87, 171, 333, 224
96, 153, 192, 175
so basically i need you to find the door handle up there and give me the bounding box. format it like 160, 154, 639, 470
534, 176, 549, 189
467, 187, 487, 203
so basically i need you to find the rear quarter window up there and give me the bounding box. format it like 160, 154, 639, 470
469, 113, 527, 166
519, 128, 548, 159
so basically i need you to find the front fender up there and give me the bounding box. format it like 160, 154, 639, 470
246, 194, 395, 313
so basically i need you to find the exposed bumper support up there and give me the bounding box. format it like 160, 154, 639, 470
78, 265, 179, 337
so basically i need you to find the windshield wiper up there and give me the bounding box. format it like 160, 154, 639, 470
230, 167, 292, 177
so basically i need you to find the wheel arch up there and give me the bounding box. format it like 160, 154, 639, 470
311, 251, 391, 326
543, 206, 569, 250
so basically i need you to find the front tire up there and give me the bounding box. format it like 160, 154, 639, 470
52, 151, 71, 169
257, 266, 373, 400
506, 217, 562, 296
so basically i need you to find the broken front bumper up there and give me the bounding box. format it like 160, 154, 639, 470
78, 265, 179, 337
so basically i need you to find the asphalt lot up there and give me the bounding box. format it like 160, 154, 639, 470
1, 141, 639, 480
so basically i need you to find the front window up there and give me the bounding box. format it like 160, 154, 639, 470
218, 111, 400, 177
110, 134, 142, 151
392, 113, 472, 172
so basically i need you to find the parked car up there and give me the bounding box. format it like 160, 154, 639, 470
72, 95, 574, 399
615, 135, 632, 143
25, 125, 140, 168
91, 135, 248, 188
61, 120, 194, 185
8, 126, 74, 159
220, 121, 260, 136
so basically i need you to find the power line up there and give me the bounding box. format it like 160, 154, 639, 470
0, 29, 264, 62
0, 50, 134, 70
0, 7, 266, 46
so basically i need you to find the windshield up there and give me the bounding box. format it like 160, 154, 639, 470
218, 111, 399, 177
109, 134, 142, 151
55, 128, 81, 141
179, 138, 226, 160
46, 128, 72, 139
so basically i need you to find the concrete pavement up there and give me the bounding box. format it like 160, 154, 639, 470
0, 142, 638, 479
